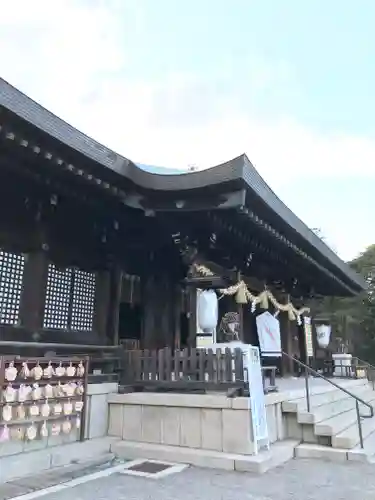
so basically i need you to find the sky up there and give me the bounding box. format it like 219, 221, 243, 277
0, 0, 374, 261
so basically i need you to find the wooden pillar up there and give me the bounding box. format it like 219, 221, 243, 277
236, 271, 244, 342
141, 275, 156, 349
93, 270, 111, 343
187, 287, 197, 347
106, 264, 123, 346
279, 294, 294, 375
174, 285, 182, 350
19, 250, 49, 332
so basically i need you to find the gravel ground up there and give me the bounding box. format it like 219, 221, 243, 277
44, 459, 375, 500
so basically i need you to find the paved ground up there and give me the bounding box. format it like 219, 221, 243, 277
39, 459, 375, 500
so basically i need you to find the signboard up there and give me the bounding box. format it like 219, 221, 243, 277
196, 334, 214, 348
304, 316, 314, 357
256, 311, 282, 357
243, 345, 269, 454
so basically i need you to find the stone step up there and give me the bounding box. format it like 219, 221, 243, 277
297, 386, 372, 424
282, 380, 369, 413
111, 439, 299, 474
332, 412, 375, 449
295, 443, 350, 462
314, 393, 375, 437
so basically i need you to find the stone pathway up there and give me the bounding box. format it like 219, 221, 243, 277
2, 458, 375, 500
0, 456, 117, 500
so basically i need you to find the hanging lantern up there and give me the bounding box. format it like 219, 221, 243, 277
197, 290, 218, 333
235, 282, 247, 304
316, 324, 331, 348
259, 291, 269, 309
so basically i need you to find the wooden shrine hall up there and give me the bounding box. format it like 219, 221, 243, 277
0, 78, 366, 371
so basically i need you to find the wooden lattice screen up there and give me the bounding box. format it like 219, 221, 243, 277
0, 250, 25, 325
43, 264, 96, 331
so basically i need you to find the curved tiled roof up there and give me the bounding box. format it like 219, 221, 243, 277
0, 78, 366, 292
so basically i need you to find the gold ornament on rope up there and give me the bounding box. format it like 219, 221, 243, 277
192, 263, 310, 323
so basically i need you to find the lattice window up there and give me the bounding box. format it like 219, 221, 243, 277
71, 270, 96, 331
0, 251, 25, 325
43, 265, 96, 331
43, 265, 73, 329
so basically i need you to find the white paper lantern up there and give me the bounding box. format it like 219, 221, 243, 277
197, 290, 218, 333
316, 324, 331, 348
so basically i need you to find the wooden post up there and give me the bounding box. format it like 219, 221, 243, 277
106, 264, 123, 346
93, 270, 111, 343
236, 271, 244, 342
187, 287, 197, 347
279, 293, 294, 376
19, 250, 49, 332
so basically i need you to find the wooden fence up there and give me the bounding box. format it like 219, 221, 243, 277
120, 347, 246, 395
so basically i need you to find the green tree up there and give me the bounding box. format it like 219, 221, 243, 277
313, 244, 375, 363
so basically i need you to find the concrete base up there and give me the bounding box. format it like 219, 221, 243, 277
108, 392, 286, 457
0, 437, 119, 484
111, 439, 299, 474
295, 443, 375, 464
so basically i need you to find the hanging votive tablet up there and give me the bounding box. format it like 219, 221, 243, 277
54, 402, 62, 416
2, 405, 12, 422
51, 423, 61, 436
66, 362, 76, 378
29, 403, 39, 418
55, 363, 66, 378
5, 362, 17, 382
63, 400, 73, 416
32, 363, 43, 381
18, 384, 29, 403
76, 383, 84, 396
41, 401, 51, 418
64, 383, 75, 397
75, 415, 81, 429
55, 382, 65, 398
75, 400, 84, 413
26, 424, 37, 441
40, 421, 49, 438
0, 425, 10, 442
44, 383, 54, 399
4, 384, 16, 403
17, 404, 26, 420
10, 426, 24, 441
77, 361, 85, 377
62, 420, 72, 434
43, 362, 54, 379
32, 383, 42, 401
21, 362, 30, 379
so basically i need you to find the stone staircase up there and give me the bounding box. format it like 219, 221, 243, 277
282, 377, 375, 461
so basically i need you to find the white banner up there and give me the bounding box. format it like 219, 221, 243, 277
243, 345, 269, 453
256, 311, 282, 357
304, 316, 314, 357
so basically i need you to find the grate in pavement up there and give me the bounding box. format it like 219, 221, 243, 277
127, 461, 172, 474
119, 459, 189, 479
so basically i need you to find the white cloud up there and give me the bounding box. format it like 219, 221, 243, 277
1, 0, 374, 185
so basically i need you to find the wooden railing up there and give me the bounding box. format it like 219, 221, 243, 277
0, 342, 278, 394
120, 347, 247, 395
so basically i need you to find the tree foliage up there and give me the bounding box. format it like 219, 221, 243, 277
313, 244, 375, 363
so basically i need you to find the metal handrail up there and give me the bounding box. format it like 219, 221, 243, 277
352, 355, 375, 371
279, 351, 374, 449
352, 356, 375, 389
